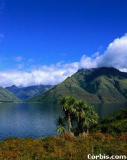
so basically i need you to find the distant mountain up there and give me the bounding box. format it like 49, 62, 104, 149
6, 85, 52, 101
28, 67, 127, 104
0, 87, 20, 102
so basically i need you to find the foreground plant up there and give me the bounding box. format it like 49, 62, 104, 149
73, 100, 98, 136
0, 133, 127, 160
56, 125, 66, 135
59, 96, 76, 134
57, 96, 98, 137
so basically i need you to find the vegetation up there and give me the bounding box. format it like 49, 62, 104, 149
0, 86, 20, 102
57, 96, 98, 136
6, 85, 52, 101
56, 124, 66, 135
96, 108, 127, 135
28, 67, 127, 104
58, 96, 76, 134
0, 97, 127, 159
0, 133, 126, 160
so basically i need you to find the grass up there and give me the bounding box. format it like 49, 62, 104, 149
0, 133, 126, 160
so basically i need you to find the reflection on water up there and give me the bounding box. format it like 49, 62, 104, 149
0, 103, 61, 139
0, 102, 126, 139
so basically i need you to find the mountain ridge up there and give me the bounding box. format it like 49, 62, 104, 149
28, 67, 127, 104
0, 86, 20, 102
6, 85, 52, 101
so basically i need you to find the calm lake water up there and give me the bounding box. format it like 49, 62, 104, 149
0, 102, 126, 139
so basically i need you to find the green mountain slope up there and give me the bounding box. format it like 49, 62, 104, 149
28, 67, 127, 104
97, 108, 127, 134
0, 87, 20, 102
6, 85, 52, 101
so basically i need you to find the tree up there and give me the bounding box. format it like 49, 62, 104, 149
59, 96, 76, 133
58, 96, 98, 137
73, 101, 98, 136
56, 117, 66, 135
56, 125, 66, 135
73, 100, 86, 134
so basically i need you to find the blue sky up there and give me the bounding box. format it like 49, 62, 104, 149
0, 0, 127, 86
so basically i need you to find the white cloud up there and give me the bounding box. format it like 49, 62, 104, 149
97, 34, 127, 68
0, 62, 79, 87
80, 34, 127, 70
0, 34, 127, 87
92, 51, 100, 58
17, 63, 24, 69
79, 55, 97, 69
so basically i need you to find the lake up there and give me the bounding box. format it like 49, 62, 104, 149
0, 102, 126, 139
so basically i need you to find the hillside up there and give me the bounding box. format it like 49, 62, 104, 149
97, 108, 127, 134
6, 85, 52, 101
0, 87, 20, 102
28, 67, 127, 104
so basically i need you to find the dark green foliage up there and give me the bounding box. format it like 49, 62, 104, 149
58, 96, 76, 133
28, 67, 127, 104
6, 85, 52, 100
75, 102, 98, 136
57, 96, 98, 136
57, 116, 65, 126
97, 108, 127, 135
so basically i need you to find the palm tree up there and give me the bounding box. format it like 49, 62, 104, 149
81, 104, 98, 136
56, 125, 66, 135
73, 100, 86, 135
74, 101, 98, 136
58, 96, 98, 137
59, 96, 76, 133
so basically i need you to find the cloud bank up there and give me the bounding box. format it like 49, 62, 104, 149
1, 34, 127, 87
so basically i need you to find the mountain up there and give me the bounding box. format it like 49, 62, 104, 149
0, 87, 20, 102
28, 67, 127, 104
6, 85, 52, 101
